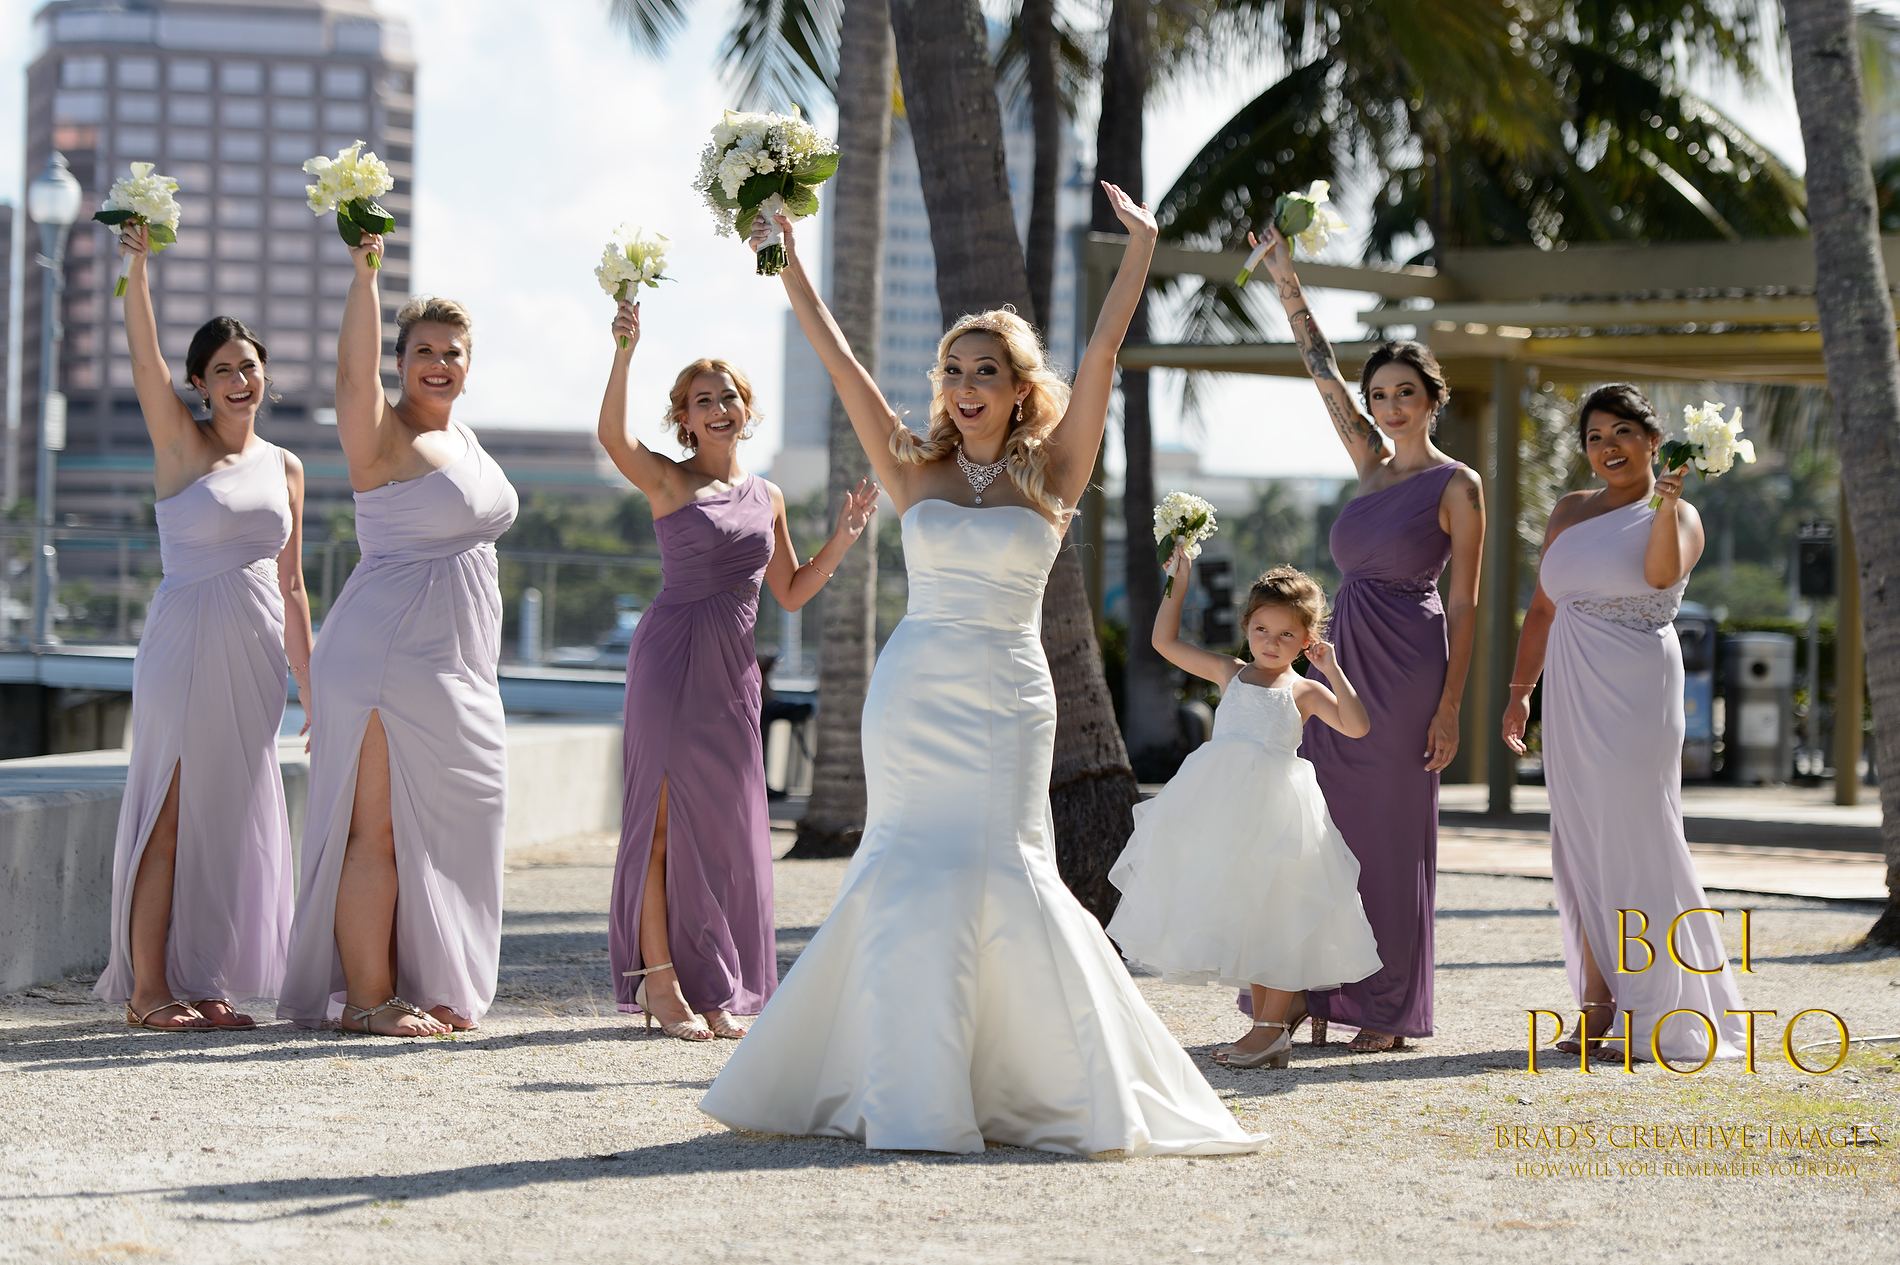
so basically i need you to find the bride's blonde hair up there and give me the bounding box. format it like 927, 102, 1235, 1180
888, 308, 1073, 522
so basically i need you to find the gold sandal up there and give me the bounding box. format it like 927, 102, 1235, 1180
339, 996, 442, 1037
190, 998, 257, 1031
125, 1001, 212, 1032
700, 1010, 747, 1040
623, 963, 713, 1041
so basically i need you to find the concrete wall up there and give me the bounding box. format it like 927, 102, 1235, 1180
0, 722, 622, 993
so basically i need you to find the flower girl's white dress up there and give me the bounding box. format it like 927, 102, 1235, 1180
1106, 674, 1383, 991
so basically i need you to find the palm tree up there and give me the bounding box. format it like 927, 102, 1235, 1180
606, 0, 892, 857
1785, 0, 1900, 946
888, 0, 1142, 921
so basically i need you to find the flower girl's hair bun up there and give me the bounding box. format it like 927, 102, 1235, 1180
1244, 566, 1328, 638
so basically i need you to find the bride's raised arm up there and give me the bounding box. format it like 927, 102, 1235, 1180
1047, 183, 1157, 509
765, 215, 910, 503
1254, 225, 1391, 478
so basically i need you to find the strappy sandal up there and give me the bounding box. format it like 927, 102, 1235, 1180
700, 1010, 747, 1040
190, 998, 257, 1031
339, 996, 443, 1037
1346, 1029, 1407, 1053
1285, 993, 1328, 1046
1555, 1001, 1622, 1060
125, 1001, 213, 1032
623, 963, 713, 1042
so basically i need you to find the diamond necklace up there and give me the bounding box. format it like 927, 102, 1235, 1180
955, 446, 1009, 504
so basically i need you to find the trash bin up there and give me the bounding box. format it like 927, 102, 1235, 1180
1675, 601, 1717, 780
1723, 632, 1795, 784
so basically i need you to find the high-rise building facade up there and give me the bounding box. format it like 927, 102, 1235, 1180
20, 0, 414, 524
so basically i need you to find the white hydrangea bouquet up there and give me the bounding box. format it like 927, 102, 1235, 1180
93, 163, 181, 296
1154, 491, 1218, 598
1234, 179, 1349, 286
304, 140, 395, 268
1651, 400, 1757, 509
694, 108, 840, 276
596, 225, 672, 349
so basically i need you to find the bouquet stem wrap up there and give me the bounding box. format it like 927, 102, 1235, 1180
1154, 492, 1219, 599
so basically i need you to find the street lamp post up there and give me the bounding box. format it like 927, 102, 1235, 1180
26, 152, 82, 649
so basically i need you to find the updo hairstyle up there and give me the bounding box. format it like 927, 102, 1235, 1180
184, 316, 269, 399
889, 307, 1073, 522
395, 295, 474, 359
664, 358, 762, 450
1242, 566, 1329, 640
1359, 340, 1449, 431
1574, 383, 1661, 445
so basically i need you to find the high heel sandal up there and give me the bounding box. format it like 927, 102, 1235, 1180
699, 1010, 747, 1040
623, 963, 713, 1042
1555, 1001, 1620, 1059
1285, 993, 1328, 1047
1216, 1020, 1293, 1070
1346, 1029, 1406, 1053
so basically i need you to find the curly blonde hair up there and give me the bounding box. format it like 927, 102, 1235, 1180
664, 358, 762, 450
1243, 566, 1329, 639
888, 308, 1073, 522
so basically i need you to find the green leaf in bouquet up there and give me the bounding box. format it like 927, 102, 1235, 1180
1658, 439, 1697, 473
336, 213, 365, 247
737, 171, 788, 210
1273, 193, 1315, 238
346, 198, 395, 234
146, 223, 176, 248
781, 183, 820, 218
92, 208, 136, 226
1155, 535, 1178, 566
792, 152, 840, 184
1185, 511, 1208, 534
737, 200, 766, 240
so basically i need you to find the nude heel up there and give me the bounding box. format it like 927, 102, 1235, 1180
1217, 1020, 1293, 1069
624, 962, 713, 1041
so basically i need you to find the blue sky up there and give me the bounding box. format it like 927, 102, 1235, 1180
0, 1, 1845, 478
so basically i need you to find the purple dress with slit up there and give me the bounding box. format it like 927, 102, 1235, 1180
1298, 461, 1463, 1040
610, 476, 776, 1017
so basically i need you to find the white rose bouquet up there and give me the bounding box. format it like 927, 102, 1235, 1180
304, 140, 395, 269
93, 163, 182, 296
1154, 491, 1219, 598
1651, 400, 1756, 509
1234, 180, 1349, 286
693, 108, 840, 275
596, 225, 673, 349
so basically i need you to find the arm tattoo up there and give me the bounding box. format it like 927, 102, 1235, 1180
1465, 483, 1482, 512
1277, 275, 1303, 303
1293, 310, 1339, 382
1322, 391, 1376, 452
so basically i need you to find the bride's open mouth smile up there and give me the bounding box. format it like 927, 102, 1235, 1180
955, 401, 985, 421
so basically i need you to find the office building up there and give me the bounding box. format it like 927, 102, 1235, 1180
20, 0, 414, 524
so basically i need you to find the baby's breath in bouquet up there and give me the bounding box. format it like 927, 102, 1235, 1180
93, 163, 181, 296
1651, 400, 1756, 509
304, 141, 395, 268
1234, 180, 1349, 287
1154, 491, 1219, 598
596, 225, 672, 349
694, 108, 840, 275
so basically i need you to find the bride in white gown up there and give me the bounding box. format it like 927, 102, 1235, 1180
698, 187, 1260, 1156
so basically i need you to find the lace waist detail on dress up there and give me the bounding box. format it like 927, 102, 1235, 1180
1567, 590, 1682, 632
1343, 573, 1439, 599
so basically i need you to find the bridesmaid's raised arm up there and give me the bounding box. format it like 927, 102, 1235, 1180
1253, 225, 1391, 477
1048, 182, 1157, 509
764, 214, 910, 503
1643, 468, 1704, 589
595, 300, 682, 504
117, 223, 196, 457
333, 231, 393, 474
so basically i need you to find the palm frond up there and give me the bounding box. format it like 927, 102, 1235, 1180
994, 1, 1098, 119
604, 0, 691, 55
717, 0, 844, 114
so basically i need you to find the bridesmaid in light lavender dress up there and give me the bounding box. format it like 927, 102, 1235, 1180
1505, 384, 1744, 1064
596, 300, 875, 1041
279, 229, 517, 1037
1255, 224, 1484, 1051
93, 223, 315, 1032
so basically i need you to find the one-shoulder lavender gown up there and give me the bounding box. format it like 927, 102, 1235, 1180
611, 476, 776, 1017
279, 423, 518, 1028
94, 444, 294, 1006
1297, 461, 1464, 1041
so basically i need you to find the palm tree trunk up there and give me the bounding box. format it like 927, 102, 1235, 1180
889, 0, 1139, 920
1022, 0, 1060, 331
1785, 0, 1900, 944
1095, 0, 1174, 773
789, 0, 895, 858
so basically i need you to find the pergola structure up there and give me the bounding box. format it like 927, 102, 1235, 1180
1079, 233, 1878, 814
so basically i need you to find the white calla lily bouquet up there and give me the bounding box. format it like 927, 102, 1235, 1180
304, 141, 395, 268
1154, 491, 1219, 598
596, 225, 672, 348
694, 108, 840, 275
1652, 400, 1756, 509
93, 163, 182, 296
1235, 180, 1349, 286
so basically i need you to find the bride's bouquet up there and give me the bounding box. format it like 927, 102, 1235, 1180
1651, 400, 1756, 509
93, 163, 181, 296
1234, 180, 1349, 286
304, 141, 395, 268
1155, 491, 1218, 598
693, 108, 840, 275
596, 224, 672, 348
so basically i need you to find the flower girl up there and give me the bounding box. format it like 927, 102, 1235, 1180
1106, 557, 1383, 1069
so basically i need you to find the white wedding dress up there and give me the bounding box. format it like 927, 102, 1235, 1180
699, 501, 1263, 1156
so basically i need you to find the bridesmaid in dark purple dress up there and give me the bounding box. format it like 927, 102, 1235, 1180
1253, 225, 1485, 1051
596, 300, 877, 1041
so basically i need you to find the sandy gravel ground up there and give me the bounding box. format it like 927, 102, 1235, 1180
2, 834, 1896, 1263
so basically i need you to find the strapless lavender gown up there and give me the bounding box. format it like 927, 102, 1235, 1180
611, 476, 776, 1017
94, 444, 293, 1005
1297, 461, 1463, 1040
279, 423, 518, 1028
